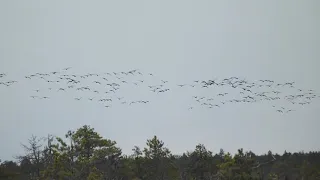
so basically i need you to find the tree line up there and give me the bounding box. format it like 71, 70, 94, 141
0, 125, 319, 180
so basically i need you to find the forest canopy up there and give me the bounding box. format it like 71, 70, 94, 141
1, 125, 319, 180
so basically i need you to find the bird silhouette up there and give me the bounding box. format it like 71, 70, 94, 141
63, 67, 72, 71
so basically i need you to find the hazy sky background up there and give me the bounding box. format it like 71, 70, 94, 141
0, 0, 319, 161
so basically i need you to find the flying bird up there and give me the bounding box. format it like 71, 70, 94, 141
63, 67, 72, 70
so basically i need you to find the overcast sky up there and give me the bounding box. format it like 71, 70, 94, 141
0, 0, 319, 161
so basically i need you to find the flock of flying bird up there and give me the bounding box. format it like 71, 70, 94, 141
0, 68, 319, 114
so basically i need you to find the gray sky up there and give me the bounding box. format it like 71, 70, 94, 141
0, 0, 319, 161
